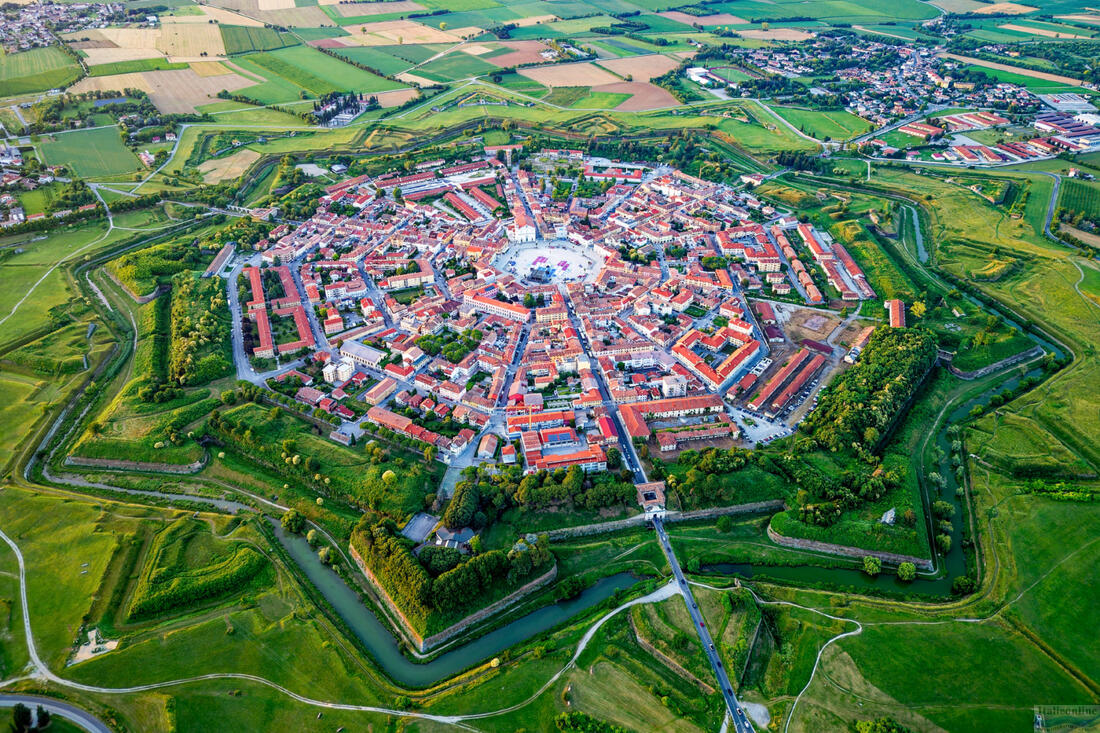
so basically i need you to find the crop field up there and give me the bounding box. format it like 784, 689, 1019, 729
1060, 178, 1100, 219
38, 127, 142, 178
0, 46, 82, 95
596, 53, 679, 82
86, 58, 190, 76
245, 46, 406, 96
330, 46, 413, 76
414, 52, 500, 82
569, 90, 632, 109
220, 25, 299, 54
768, 105, 873, 140
941, 53, 1085, 88
344, 19, 465, 46
486, 40, 554, 67
519, 61, 620, 87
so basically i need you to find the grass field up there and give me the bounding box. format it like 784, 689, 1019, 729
414, 52, 500, 82
244, 45, 406, 97
0, 373, 49, 470
0, 47, 82, 95
38, 127, 142, 178
331, 46, 413, 76
570, 90, 632, 108
1059, 177, 1100, 219
220, 25, 299, 54
87, 58, 190, 76
768, 105, 874, 140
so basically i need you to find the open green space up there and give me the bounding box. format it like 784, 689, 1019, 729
87, 58, 190, 77
242, 46, 406, 99
38, 127, 142, 178
767, 105, 873, 141
221, 25, 299, 54
0, 47, 82, 96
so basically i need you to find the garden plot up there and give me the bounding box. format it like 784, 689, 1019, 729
597, 54, 679, 81
519, 61, 619, 87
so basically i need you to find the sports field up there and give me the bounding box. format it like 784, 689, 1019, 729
0, 47, 82, 95
38, 127, 143, 178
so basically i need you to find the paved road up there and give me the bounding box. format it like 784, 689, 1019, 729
557, 283, 646, 482
0, 694, 111, 733
653, 517, 755, 733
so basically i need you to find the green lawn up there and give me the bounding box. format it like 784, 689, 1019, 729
38, 127, 142, 178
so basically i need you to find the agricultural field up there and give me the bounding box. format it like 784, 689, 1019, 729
220, 25, 299, 54
242, 46, 407, 97
767, 105, 874, 140
0, 46, 82, 95
37, 127, 142, 178
4, 2, 1100, 730
1059, 178, 1100, 219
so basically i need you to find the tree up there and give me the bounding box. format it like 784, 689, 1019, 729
382, 469, 397, 485
424, 445, 436, 462
318, 546, 332, 565
897, 561, 916, 582
306, 528, 318, 546
35, 706, 50, 731
862, 555, 882, 576
911, 301, 927, 318
10, 704, 31, 733
716, 515, 733, 533
935, 533, 952, 554
606, 446, 622, 470
281, 509, 305, 534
